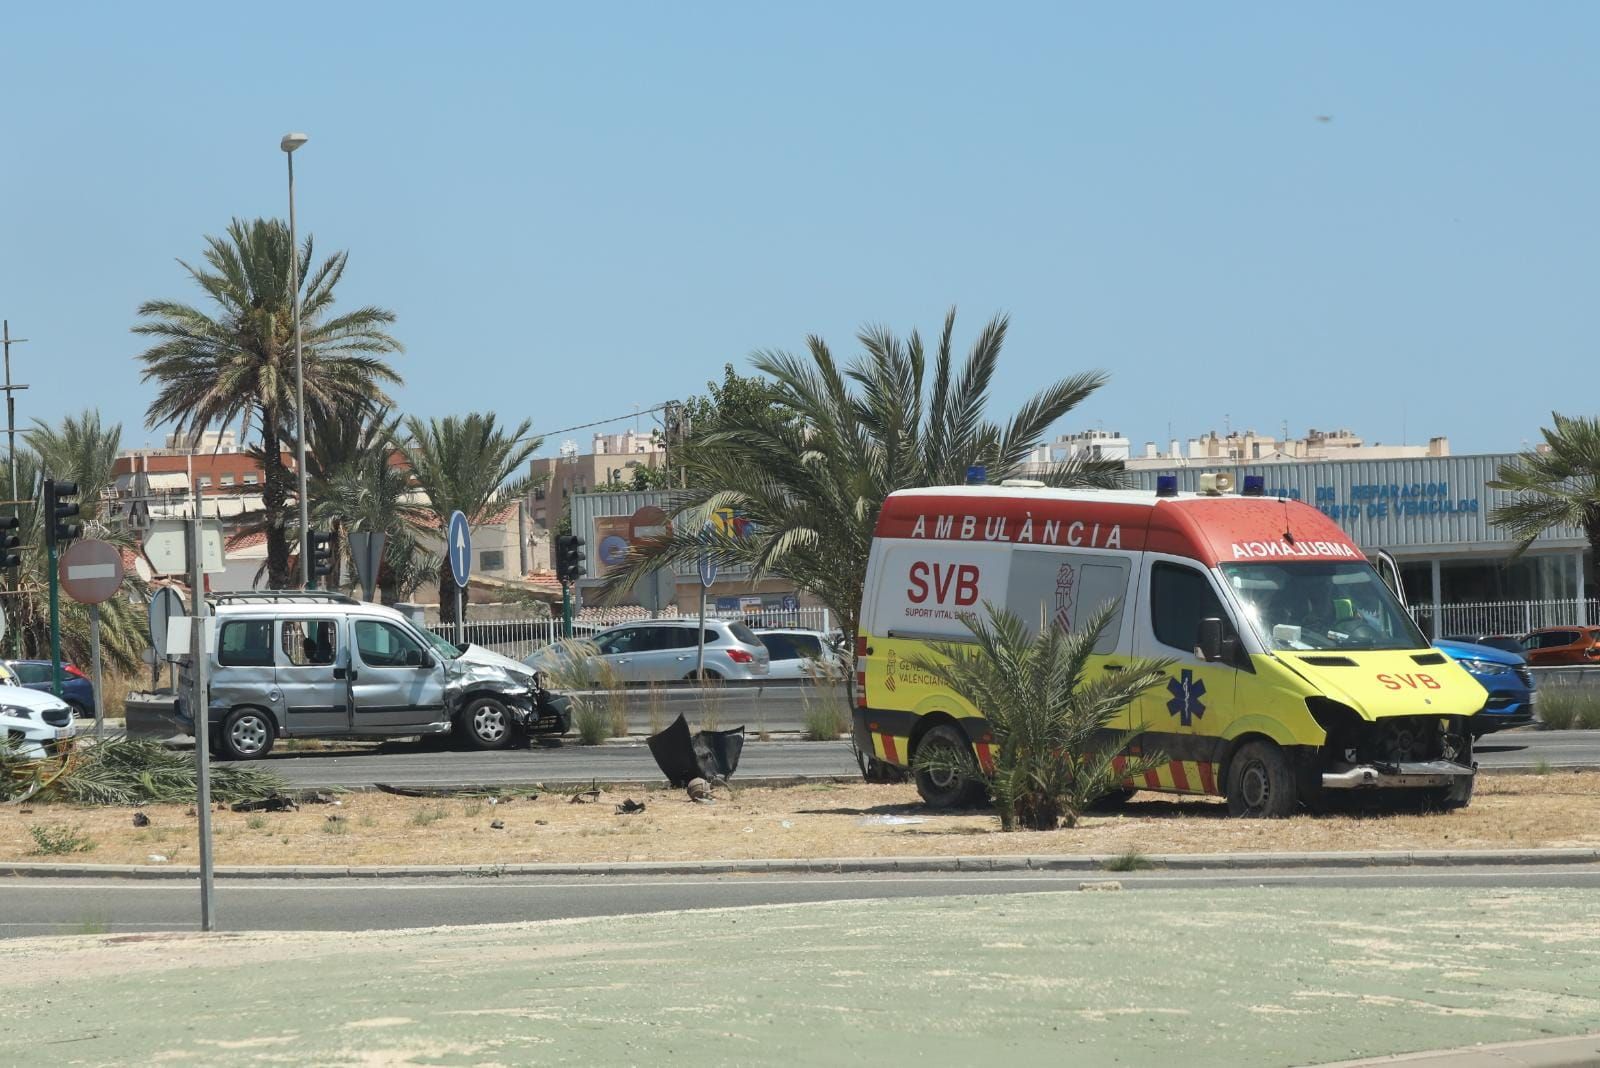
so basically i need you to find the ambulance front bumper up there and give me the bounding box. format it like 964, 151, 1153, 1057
1321, 760, 1474, 790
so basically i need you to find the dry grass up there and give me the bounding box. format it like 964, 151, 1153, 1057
2, 773, 1599, 868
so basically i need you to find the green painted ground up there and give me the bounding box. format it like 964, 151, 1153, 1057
4, 887, 1599, 1066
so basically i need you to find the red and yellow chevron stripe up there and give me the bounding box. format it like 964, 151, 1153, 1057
1112, 756, 1219, 796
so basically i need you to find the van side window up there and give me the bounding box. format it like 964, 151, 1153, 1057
1004, 551, 1129, 654
1150, 562, 1227, 653
354, 620, 426, 667
282, 620, 338, 666
218, 620, 274, 667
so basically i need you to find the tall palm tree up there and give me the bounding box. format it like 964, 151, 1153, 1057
133, 217, 403, 588
1490, 412, 1600, 592
603, 308, 1121, 651
400, 413, 542, 624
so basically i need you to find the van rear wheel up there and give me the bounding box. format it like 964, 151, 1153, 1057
1225, 740, 1297, 818
461, 697, 514, 750
913, 724, 985, 809
218, 708, 274, 761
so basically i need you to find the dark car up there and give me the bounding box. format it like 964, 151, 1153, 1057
3, 659, 96, 718
1444, 634, 1528, 658
1433, 639, 1535, 735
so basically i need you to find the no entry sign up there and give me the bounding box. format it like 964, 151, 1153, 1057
58, 539, 125, 604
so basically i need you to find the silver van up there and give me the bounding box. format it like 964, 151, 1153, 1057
177, 592, 570, 760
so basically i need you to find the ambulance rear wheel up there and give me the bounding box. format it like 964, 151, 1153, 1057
1226, 741, 1297, 818
913, 724, 985, 809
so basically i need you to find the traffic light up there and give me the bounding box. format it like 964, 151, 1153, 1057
43, 479, 82, 551
0, 515, 19, 573
309, 530, 334, 584
556, 534, 586, 583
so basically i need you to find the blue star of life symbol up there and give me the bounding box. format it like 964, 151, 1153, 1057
1166, 669, 1206, 727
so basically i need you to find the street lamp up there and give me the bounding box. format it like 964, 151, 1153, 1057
281, 131, 310, 588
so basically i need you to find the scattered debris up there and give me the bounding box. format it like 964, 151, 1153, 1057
615, 798, 646, 815
569, 780, 601, 804
131, 812, 150, 828
780, 820, 793, 829
301, 791, 340, 805
534, 819, 548, 826
325, 813, 344, 824
185, 806, 196, 817
230, 793, 300, 813
1079, 881, 1123, 892
490, 819, 505, 830
857, 814, 927, 826
686, 778, 712, 801
647, 715, 744, 786
146, 854, 168, 864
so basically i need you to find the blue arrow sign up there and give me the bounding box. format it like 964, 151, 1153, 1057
447, 510, 472, 589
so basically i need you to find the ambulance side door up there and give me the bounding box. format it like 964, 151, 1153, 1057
1132, 554, 1239, 746
1003, 548, 1138, 721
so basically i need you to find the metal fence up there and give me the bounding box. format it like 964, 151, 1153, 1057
455, 605, 836, 662
1411, 599, 1598, 639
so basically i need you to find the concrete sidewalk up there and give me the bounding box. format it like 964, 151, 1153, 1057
1, 885, 1596, 1066
1318, 1032, 1600, 1066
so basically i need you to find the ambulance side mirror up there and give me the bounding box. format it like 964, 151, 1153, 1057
1196, 617, 1227, 663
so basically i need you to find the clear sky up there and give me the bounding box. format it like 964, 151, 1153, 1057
1, 1, 1592, 458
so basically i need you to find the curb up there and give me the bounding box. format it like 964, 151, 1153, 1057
3, 847, 1596, 882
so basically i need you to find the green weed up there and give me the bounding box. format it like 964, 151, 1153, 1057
28, 824, 96, 856
1102, 849, 1154, 872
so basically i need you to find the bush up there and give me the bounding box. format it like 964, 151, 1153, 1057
28, 824, 95, 855
911, 602, 1171, 831
1536, 686, 1600, 731
574, 704, 609, 746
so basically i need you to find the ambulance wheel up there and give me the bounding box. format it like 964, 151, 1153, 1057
912, 724, 985, 809
1225, 741, 1297, 818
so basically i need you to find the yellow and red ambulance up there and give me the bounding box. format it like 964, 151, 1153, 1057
853, 479, 1487, 816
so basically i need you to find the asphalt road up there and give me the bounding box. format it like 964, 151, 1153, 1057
6, 865, 1600, 937
251, 729, 1600, 789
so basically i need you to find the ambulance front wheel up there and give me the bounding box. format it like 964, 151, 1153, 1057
1225, 740, 1298, 818
913, 724, 986, 809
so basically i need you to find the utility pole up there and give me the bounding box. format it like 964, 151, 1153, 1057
1, 321, 27, 507
2, 321, 27, 656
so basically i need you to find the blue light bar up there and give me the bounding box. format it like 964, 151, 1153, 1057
1242, 475, 1265, 497
1156, 475, 1179, 497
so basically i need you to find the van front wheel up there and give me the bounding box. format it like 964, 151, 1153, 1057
461, 697, 515, 750
1225, 741, 1297, 818
913, 724, 985, 809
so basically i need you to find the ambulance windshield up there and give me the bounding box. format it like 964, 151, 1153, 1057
1221, 561, 1427, 652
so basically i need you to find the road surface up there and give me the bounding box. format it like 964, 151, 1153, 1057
5, 864, 1600, 937
4, 877, 1598, 1067
250, 729, 1600, 790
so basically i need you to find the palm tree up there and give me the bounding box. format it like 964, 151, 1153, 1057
304, 403, 413, 592
603, 308, 1121, 652
400, 413, 542, 624
910, 603, 1170, 830
2, 413, 149, 676
1489, 413, 1600, 593
133, 217, 403, 588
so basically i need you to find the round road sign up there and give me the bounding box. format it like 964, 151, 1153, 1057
58, 539, 126, 605
147, 587, 187, 656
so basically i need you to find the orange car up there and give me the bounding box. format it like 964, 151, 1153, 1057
1521, 626, 1600, 666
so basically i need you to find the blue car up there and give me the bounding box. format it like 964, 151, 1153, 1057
2, 659, 96, 719
1433, 639, 1535, 735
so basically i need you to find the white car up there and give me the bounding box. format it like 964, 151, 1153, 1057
0, 681, 77, 760
754, 629, 846, 681
525, 619, 771, 684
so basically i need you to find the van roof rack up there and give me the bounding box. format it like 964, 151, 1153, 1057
209, 590, 359, 606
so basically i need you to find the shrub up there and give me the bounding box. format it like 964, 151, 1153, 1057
911, 602, 1171, 831
28, 824, 95, 855
574, 704, 609, 746
1536, 686, 1594, 731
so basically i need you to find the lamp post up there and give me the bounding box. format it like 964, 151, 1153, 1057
281, 131, 310, 589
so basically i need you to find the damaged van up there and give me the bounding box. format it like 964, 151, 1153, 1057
176, 591, 570, 759
854, 478, 1487, 816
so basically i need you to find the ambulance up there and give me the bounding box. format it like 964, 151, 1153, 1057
853, 476, 1487, 817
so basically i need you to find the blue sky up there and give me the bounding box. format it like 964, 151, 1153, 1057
1, 2, 1591, 458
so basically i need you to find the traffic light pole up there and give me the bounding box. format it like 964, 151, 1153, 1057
47, 540, 62, 698
561, 582, 573, 639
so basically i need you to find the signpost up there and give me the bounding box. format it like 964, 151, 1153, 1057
447, 510, 471, 645
147, 587, 186, 689
57, 538, 124, 742
697, 522, 717, 679
186, 516, 216, 931
348, 531, 386, 602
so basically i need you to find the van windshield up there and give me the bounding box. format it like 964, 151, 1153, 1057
1221, 561, 1426, 652
418, 627, 464, 660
